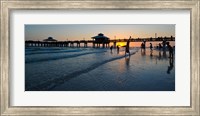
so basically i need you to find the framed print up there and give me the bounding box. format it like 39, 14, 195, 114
1, 0, 199, 115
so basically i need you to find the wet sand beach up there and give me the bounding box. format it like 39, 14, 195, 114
25, 46, 175, 91
52, 48, 175, 91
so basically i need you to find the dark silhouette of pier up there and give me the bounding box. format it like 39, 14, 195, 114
25, 36, 175, 48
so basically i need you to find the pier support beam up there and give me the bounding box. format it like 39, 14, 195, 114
84, 43, 87, 47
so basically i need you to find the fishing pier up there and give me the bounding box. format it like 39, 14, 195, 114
26, 37, 175, 48
25, 33, 175, 48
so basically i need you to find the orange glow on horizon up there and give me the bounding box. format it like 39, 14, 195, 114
116, 42, 126, 47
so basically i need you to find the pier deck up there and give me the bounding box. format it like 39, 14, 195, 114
25, 37, 175, 48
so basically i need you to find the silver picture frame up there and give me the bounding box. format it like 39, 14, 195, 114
1, 0, 199, 115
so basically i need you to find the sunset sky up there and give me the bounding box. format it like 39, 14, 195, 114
25, 24, 175, 41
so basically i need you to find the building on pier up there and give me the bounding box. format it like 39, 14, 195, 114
91, 33, 110, 48
43, 37, 57, 42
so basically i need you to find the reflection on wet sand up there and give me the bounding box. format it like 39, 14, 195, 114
167, 58, 174, 74
163, 50, 167, 58
141, 49, 146, 56
150, 50, 153, 57
140, 48, 175, 74
125, 57, 130, 70
158, 51, 161, 60
140, 48, 171, 60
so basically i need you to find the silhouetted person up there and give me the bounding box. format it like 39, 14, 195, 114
141, 43, 144, 49
167, 42, 173, 58
125, 36, 131, 56
117, 45, 119, 54
110, 45, 113, 52
141, 43, 145, 53
167, 58, 174, 74
150, 43, 153, 51
159, 43, 162, 50
162, 39, 166, 50
173, 46, 175, 53
143, 40, 146, 49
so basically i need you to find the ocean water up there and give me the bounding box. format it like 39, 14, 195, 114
25, 45, 175, 91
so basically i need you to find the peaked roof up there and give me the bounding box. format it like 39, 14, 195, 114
43, 37, 57, 42
92, 33, 109, 39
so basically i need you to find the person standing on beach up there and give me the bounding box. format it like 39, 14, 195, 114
159, 43, 162, 50
143, 40, 146, 49
150, 43, 153, 51
162, 39, 166, 50
117, 45, 120, 54
125, 36, 131, 56
110, 45, 113, 53
167, 42, 173, 58
141, 43, 144, 49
